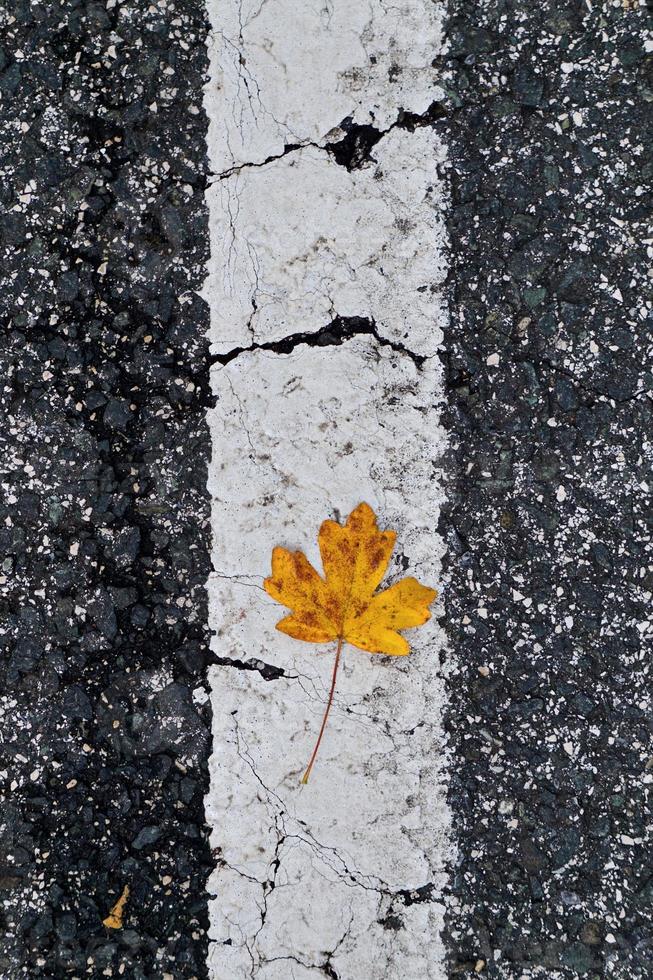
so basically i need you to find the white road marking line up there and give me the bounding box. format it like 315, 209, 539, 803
204, 2, 451, 977
206, 132, 448, 356
205, 1, 445, 172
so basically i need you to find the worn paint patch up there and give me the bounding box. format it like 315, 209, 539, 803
204, 0, 451, 976
207, 342, 450, 977
205, 0, 445, 172
205, 131, 448, 356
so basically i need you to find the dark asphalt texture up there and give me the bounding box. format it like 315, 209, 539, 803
1, 1, 213, 977
441, 1, 652, 977
1, 1, 651, 979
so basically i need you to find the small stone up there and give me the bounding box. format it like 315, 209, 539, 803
523, 286, 547, 308
580, 920, 602, 946
103, 398, 133, 431
132, 826, 162, 851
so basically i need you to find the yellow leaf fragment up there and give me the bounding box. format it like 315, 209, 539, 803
264, 502, 437, 656
102, 885, 130, 929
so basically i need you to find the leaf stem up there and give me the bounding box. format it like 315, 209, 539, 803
301, 636, 343, 784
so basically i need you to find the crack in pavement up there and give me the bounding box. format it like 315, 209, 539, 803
210, 314, 428, 368
207, 100, 449, 183
212, 655, 291, 681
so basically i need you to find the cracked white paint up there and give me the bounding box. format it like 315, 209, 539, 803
204, 1, 451, 977
206, 131, 448, 356
205, 0, 445, 172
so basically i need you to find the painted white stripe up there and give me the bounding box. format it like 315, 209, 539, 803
205, 131, 448, 357
204, 1, 445, 172
204, 3, 451, 977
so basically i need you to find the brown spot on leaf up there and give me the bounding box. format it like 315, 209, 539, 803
368, 546, 386, 569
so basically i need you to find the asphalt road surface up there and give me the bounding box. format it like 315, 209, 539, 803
1, 1, 651, 978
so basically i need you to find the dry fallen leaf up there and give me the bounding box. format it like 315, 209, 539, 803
264, 502, 437, 782
102, 885, 130, 929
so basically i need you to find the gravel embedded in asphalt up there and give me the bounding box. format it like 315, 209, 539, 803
1, 2, 213, 976
441, 1, 652, 976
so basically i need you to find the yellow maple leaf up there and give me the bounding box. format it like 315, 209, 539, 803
264, 502, 437, 782
102, 885, 130, 929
